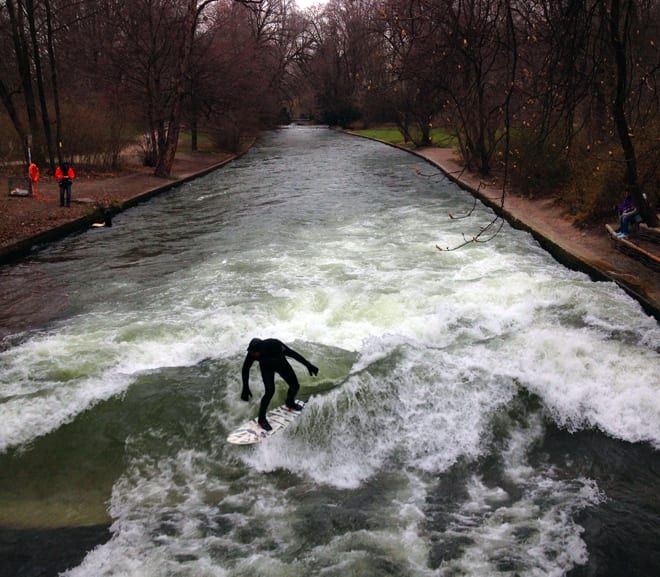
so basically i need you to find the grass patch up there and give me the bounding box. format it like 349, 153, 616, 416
178, 130, 217, 152
351, 127, 456, 148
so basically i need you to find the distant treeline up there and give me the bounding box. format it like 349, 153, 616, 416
1, 0, 657, 223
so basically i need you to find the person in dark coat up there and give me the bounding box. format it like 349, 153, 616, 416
241, 338, 318, 430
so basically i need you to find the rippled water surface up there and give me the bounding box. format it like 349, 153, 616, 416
1, 127, 658, 577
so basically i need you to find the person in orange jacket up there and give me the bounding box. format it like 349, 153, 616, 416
28, 162, 40, 198
55, 162, 75, 207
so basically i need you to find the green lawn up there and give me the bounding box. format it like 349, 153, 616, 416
351, 126, 456, 148
178, 130, 216, 152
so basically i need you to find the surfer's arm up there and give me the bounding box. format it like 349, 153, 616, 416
282, 345, 319, 376
240, 354, 254, 400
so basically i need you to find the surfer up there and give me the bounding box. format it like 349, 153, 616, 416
241, 338, 318, 431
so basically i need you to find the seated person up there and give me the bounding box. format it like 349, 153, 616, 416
616, 190, 637, 238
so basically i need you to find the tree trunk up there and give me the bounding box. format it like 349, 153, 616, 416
6, 0, 40, 165
191, 117, 199, 152
26, 0, 55, 170
0, 80, 27, 146
45, 0, 62, 171
609, 0, 658, 226
155, 123, 182, 178
155, 1, 195, 177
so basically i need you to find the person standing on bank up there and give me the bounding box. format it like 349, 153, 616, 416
241, 338, 319, 431
55, 162, 75, 207
28, 162, 40, 198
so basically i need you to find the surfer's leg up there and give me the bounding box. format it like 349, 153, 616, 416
278, 361, 301, 409
258, 368, 276, 427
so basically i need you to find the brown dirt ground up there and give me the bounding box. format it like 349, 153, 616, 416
1, 145, 659, 321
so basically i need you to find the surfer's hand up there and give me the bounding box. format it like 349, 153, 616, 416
307, 364, 319, 376
240, 389, 252, 401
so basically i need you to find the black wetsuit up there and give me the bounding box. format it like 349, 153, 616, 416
241, 338, 318, 423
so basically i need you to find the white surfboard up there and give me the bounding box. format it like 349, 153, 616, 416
226, 401, 305, 445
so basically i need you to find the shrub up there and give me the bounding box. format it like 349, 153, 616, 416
507, 128, 570, 197
59, 99, 133, 169
564, 147, 623, 226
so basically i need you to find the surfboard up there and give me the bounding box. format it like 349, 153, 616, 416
226, 401, 305, 445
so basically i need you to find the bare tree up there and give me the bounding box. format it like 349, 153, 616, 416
4, 0, 42, 165
0, 7, 28, 153
304, 0, 385, 127
521, 0, 658, 224
378, 0, 448, 145
104, 0, 220, 176
193, 0, 271, 150
607, 0, 658, 225
443, 0, 515, 175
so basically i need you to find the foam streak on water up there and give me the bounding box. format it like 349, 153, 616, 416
0, 127, 658, 576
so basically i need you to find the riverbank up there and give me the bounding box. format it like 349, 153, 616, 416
0, 151, 235, 264
1, 140, 658, 322
414, 147, 660, 321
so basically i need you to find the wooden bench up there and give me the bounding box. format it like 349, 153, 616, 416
605, 224, 660, 272
638, 223, 660, 245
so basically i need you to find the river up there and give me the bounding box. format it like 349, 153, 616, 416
1, 126, 658, 577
